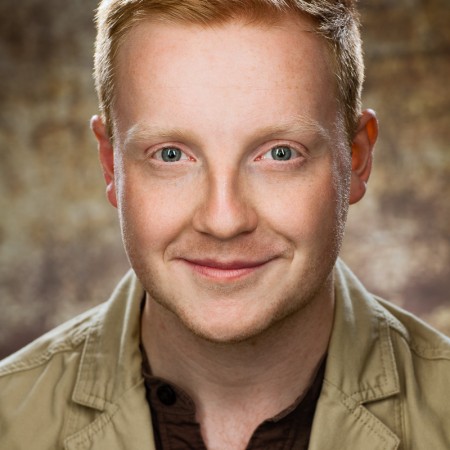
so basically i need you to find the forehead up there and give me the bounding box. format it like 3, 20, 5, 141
115, 12, 331, 78
113, 14, 338, 140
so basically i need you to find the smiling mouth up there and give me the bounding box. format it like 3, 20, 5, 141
180, 258, 273, 281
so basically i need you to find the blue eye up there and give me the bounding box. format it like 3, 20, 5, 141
270, 146, 293, 161
258, 145, 302, 163
161, 147, 182, 162
153, 146, 189, 162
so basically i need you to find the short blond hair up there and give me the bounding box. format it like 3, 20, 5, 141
94, 0, 364, 141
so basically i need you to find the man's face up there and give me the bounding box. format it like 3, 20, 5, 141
106, 14, 352, 342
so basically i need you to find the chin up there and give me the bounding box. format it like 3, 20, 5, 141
169, 296, 307, 345
186, 318, 271, 345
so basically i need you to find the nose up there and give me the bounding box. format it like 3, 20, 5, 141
192, 170, 258, 240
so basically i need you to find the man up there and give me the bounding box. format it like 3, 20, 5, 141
1, 0, 449, 448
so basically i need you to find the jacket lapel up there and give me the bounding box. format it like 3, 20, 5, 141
64, 271, 156, 449
64, 380, 156, 450
308, 261, 402, 449
64, 262, 404, 449
309, 381, 400, 450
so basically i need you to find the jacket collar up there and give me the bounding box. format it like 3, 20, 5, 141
309, 260, 401, 449
72, 262, 401, 407
327, 260, 400, 403
68, 262, 402, 448
72, 270, 145, 411
65, 271, 156, 449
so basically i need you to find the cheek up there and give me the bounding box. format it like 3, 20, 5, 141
117, 168, 196, 251
253, 167, 340, 243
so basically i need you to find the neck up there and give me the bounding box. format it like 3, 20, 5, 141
141, 276, 334, 448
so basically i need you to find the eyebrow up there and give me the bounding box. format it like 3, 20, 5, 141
251, 115, 332, 144
124, 124, 193, 147
123, 114, 332, 148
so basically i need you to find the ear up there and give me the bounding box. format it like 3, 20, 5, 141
349, 109, 378, 205
91, 115, 118, 208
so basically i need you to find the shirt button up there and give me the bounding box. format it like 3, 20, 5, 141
157, 384, 177, 406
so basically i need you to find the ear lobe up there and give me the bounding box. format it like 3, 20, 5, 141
91, 115, 118, 208
349, 109, 378, 205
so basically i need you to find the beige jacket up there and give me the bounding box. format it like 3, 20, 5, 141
1, 260, 449, 449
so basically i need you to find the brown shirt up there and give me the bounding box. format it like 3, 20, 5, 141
142, 353, 326, 450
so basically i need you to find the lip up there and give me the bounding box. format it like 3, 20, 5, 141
180, 258, 273, 281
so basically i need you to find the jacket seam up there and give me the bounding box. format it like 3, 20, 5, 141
0, 307, 102, 376
64, 403, 120, 449
0, 339, 87, 376
376, 296, 450, 361
397, 394, 407, 450
340, 317, 398, 401
388, 327, 450, 361
323, 379, 399, 448
64, 379, 144, 449
408, 346, 450, 361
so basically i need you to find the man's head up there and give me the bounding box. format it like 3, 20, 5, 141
94, 0, 364, 142
91, 0, 377, 343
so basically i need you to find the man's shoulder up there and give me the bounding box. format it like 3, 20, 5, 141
0, 303, 110, 448
0, 271, 148, 449
322, 261, 450, 448
0, 302, 103, 380
373, 298, 450, 445
0, 269, 141, 379
375, 295, 450, 361
332, 258, 450, 396
334, 259, 450, 361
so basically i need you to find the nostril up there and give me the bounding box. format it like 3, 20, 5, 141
192, 181, 257, 240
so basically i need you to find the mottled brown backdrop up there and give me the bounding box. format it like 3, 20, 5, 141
1, 0, 449, 358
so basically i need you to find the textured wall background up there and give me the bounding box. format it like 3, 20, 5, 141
1, 0, 449, 358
